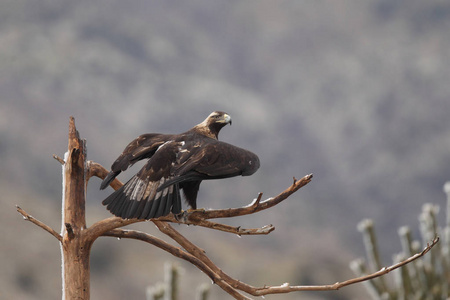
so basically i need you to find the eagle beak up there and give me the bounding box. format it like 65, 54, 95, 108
224, 114, 232, 125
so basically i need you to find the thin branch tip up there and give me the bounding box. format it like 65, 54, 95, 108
255, 193, 263, 204
424, 236, 439, 254
301, 173, 313, 182
53, 154, 65, 165
16, 205, 62, 242
16, 205, 28, 219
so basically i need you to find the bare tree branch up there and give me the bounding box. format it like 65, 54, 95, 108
53, 154, 65, 165
86, 160, 305, 236
179, 220, 275, 235
86, 160, 123, 191
103, 228, 252, 300
173, 174, 313, 220
86, 216, 140, 241
16, 205, 62, 242
153, 220, 439, 297
87, 159, 440, 297
87, 160, 313, 223
250, 237, 439, 294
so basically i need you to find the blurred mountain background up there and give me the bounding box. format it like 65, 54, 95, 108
1, 0, 450, 299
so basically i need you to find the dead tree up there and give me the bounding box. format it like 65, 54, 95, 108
16, 117, 438, 300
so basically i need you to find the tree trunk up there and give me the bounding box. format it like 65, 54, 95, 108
61, 117, 90, 300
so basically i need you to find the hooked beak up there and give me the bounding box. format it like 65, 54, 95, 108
223, 113, 232, 125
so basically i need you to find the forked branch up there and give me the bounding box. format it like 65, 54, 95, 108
86, 161, 305, 235
106, 221, 439, 299
164, 174, 313, 221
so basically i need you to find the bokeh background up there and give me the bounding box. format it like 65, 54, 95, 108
2, 0, 450, 299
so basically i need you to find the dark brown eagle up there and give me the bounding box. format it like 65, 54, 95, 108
100, 111, 260, 220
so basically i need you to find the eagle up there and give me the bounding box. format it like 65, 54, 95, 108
100, 111, 260, 220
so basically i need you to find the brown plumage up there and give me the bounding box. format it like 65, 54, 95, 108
101, 111, 260, 220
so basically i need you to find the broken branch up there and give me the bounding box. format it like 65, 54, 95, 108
53, 154, 65, 165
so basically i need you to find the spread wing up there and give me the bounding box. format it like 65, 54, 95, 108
100, 133, 172, 190
102, 139, 260, 220
156, 139, 260, 210
102, 141, 184, 219
160, 139, 260, 188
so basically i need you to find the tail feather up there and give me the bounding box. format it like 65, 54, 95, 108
172, 184, 182, 214
102, 183, 127, 212
102, 175, 182, 220
125, 177, 148, 218
146, 191, 162, 219
157, 186, 171, 217
138, 180, 160, 219
163, 185, 175, 216
103, 176, 137, 218
127, 195, 148, 219
109, 187, 130, 219
146, 178, 166, 219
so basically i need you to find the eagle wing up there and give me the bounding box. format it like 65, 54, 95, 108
175, 140, 260, 179
102, 141, 184, 219
153, 139, 260, 210
102, 139, 260, 220
157, 139, 260, 190
100, 133, 172, 190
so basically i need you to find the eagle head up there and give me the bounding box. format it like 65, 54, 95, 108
194, 111, 232, 139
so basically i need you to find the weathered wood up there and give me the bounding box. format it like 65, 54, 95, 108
61, 116, 90, 300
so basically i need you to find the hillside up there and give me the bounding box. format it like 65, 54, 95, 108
1, 1, 450, 299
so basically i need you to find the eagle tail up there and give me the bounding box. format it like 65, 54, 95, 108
102, 176, 182, 220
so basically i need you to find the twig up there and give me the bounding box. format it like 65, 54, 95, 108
166, 217, 274, 235
16, 205, 62, 242
349, 259, 383, 300
247, 236, 439, 295
190, 220, 274, 235
357, 219, 388, 294
53, 154, 65, 165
